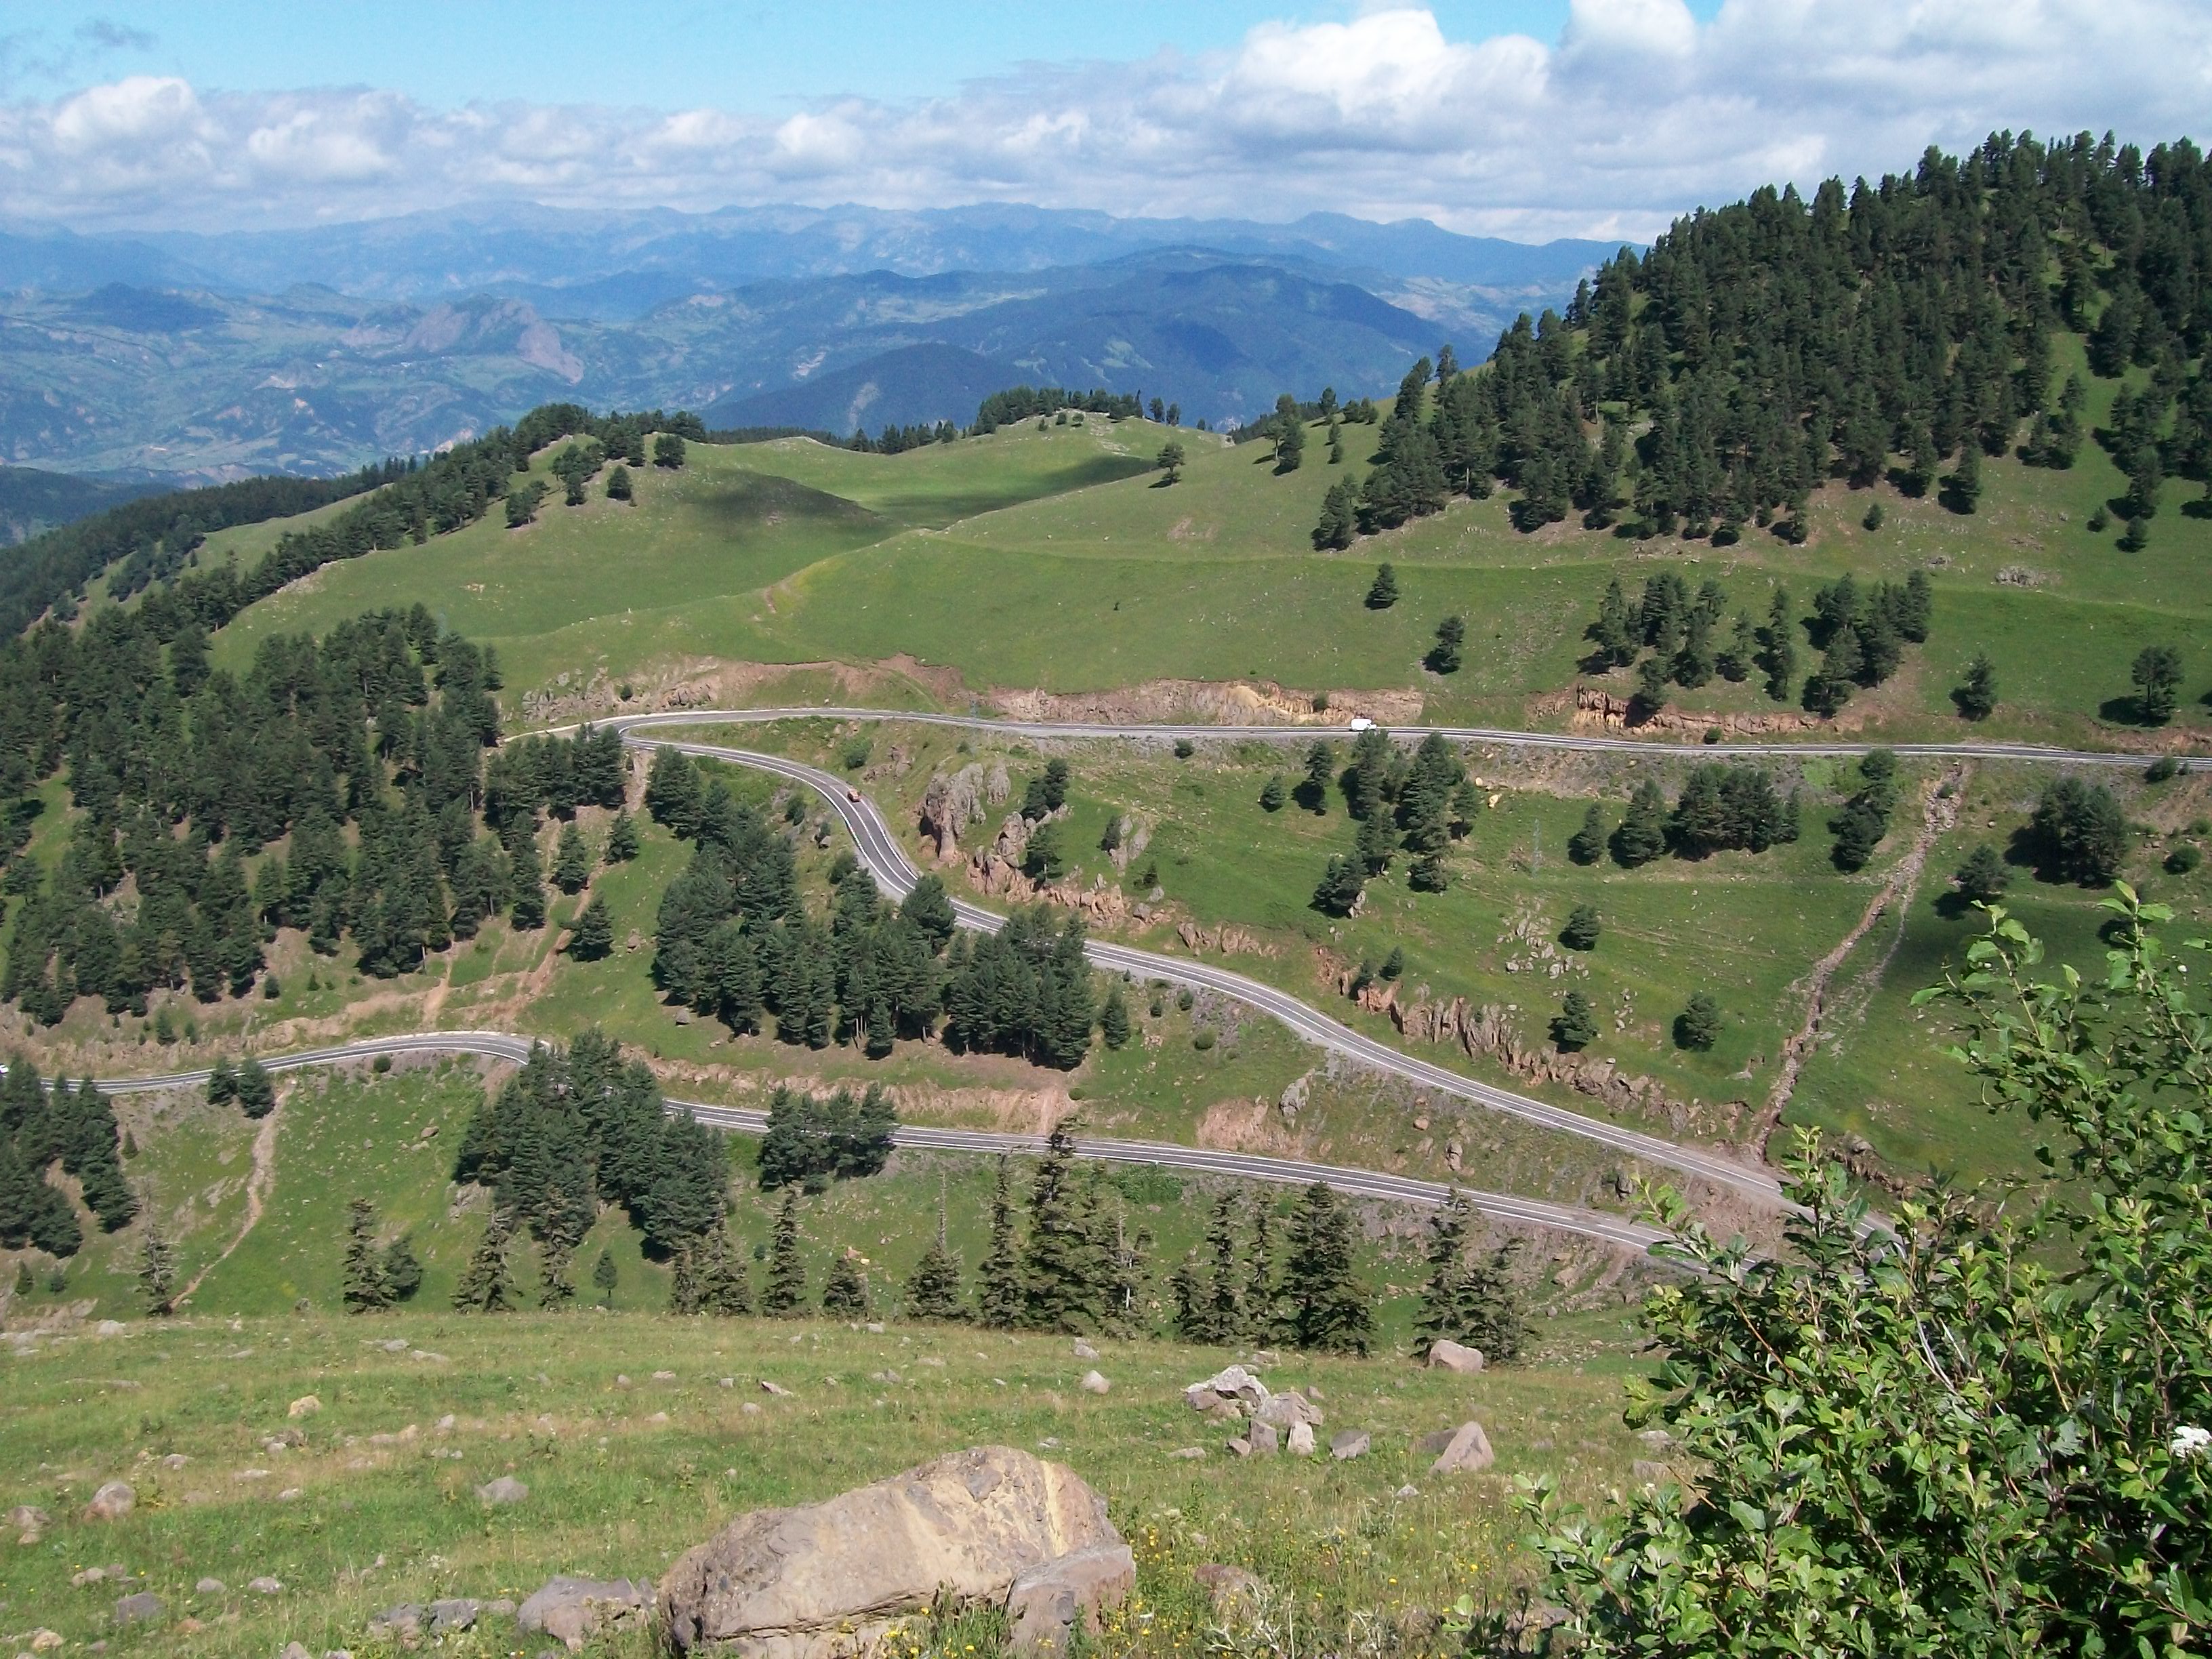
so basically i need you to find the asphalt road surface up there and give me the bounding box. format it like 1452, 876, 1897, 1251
51, 1034, 1668, 1252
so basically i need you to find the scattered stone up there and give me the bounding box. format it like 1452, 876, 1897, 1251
29, 1631, 64, 1653
73, 1567, 108, 1586
1226, 1438, 1251, 1458
615, 1374, 632, 1389
160, 1454, 190, 1469
112, 1592, 163, 1625
661, 1447, 1124, 1656
1429, 1421, 1496, 1476
1246, 1420, 1279, 1457
283, 1643, 312, 1659
1425, 1340, 1485, 1374
1192, 1563, 1262, 1616
759, 1380, 792, 1397
277, 1488, 303, 1502
379, 1338, 409, 1353
1191, 1365, 1269, 1411
1168, 1446, 1206, 1460
1287, 1422, 1317, 1457
648, 1412, 671, 1425
428, 1597, 480, 1633
516, 1576, 653, 1651
865, 1322, 886, 1335
1079, 1370, 1109, 1395
717, 1378, 734, 1389
1632, 1460, 1672, 1486
1635, 1429, 1674, 1450
1395, 1485, 1420, 1500
1006, 1542, 1136, 1655
476, 1475, 529, 1507
11, 1502, 52, 1542
1182, 1387, 1225, 1415
234, 1468, 272, 1481
1329, 1431, 1370, 1461
1071, 1340, 1099, 1360
95, 1319, 126, 1337
367, 1604, 423, 1640
1253, 1389, 1322, 1430
741, 1403, 762, 1416
651, 1370, 677, 1382
287, 1395, 322, 1418
436, 1414, 457, 1431
194, 1578, 226, 1595
84, 1481, 135, 1521
248, 1576, 283, 1595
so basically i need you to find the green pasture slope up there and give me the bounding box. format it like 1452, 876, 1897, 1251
210, 350, 2211, 745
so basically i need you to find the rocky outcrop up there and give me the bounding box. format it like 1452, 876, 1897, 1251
659, 1446, 1128, 1656
1381, 991, 1750, 1141
989, 680, 1421, 728
920, 764, 988, 859
1572, 684, 1837, 737
1174, 921, 1273, 958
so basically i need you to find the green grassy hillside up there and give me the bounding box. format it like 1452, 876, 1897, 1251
200, 359, 2211, 747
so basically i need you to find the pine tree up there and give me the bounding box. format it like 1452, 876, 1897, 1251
1300, 741, 1334, 813
1282, 1181, 1372, 1355
383, 1234, 424, 1301
138, 1193, 177, 1316
1099, 985, 1130, 1050
1458, 1238, 1532, 1365
1258, 774, 1286, 813
1954, 843, 2010, 905
1171, 1252, 1210, 1341
1552, 989, 1599, 1050
1105, 1204, 1153, 1337
905, 1196, 966, 1320
977, 1155, 1024, 1328
1019, 1123, 1105, 1332
762, 1187, 807, 1314
207, 1057, 237, 1106
453, 1208, 520, 1313
593, 1248, 618, 1307
1568, 802, 1606, 865
342, 1196, 393, 1312
1611, 781, 1669, 867
1414, 1188, 1475, 1355
1674, 991, 1722, 1050
552, 822, 592, 894
1365, 563, 1399, 609
606, 810, 640, 863
1561, 903, 1601, 950
1201, 1192, 1242, 1344
821, 1252, 869, 1318
1244, 1200, 1278, 1343
235, 1057, 276, 1120
1427, 615, 1467, 674
701, 1225, 753, 1315
1956, 652, 2000, 720
1759, 588, 1799, 703
537, 1236, 577, 1309
668, 1237, 703, 1315
568, 895, 614, 960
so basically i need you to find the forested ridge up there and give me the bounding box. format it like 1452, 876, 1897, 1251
1317, 131, 2212, 550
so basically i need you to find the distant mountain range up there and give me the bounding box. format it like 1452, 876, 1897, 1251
0, 203, 1622, 478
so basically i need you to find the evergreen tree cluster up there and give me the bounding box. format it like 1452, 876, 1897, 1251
1828, 750, 1902, 872
1589, 569, 1930, 717
941, 905, 1098, 1069
646, 748, 966, 1056
1310, 728, 1481, 913
0, 461, 405, 637
340, 1195, 424, 1311
971, 386, 1144, 431
844, 421, 961, 454
1600, 764, 1802, 868
1170, 1179, 1375, 1354
756, 1082, 897, 1191
451, 1031, 726, 1288
1415, 1189, 1532, 1364
1317, 132, 2212, 553
0, 1059, 131, 1256
2026, 776, 2130, 885
0, 606, 542, 1023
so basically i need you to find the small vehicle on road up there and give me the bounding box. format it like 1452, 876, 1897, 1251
1347, 716, 1375, 731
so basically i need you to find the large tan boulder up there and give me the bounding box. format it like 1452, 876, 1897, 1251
1425, 1340, 1485, 1374
660, 1446, 1128, 1656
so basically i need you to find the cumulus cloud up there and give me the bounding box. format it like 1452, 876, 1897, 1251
0, 1, 2207, 237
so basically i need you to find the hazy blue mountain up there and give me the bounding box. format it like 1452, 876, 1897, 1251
0, 205, 1612, 476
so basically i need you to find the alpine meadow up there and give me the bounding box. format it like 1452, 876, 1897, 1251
1, 22, 2210, 1655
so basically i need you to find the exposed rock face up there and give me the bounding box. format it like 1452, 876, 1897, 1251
1175, 920, 1273, 957
1426, 1339, 1486, 1374
1572, 683, 1833, 737
920, 764, 988, 859
660, 1446, 1128, 1656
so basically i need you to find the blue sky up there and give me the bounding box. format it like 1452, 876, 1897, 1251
6, 4, 1721, 107
0, 3, 2198, 237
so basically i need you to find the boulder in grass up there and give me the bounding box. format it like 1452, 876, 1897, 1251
1246, 1420, 1280, 1457
1287, 1422, 1317, 1457
517, 1577, 651, 1650
1193, 1563, 1263, 1616
1253, 1389, 1323, 1430
1006, 1542, 1137, 1655
1425, 1340, 1485, 1374
84, 1481, 135, 1521
1429, 1421, 1496, 1476
1080, 1370, 1110, 1395
661, 1446, 1127, 1656
113, 1591, 163, 1625
1328, 1430, 1370, 1461
476, 1475, 529, 1506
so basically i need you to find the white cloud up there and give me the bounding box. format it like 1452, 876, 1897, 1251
0, 1, 2207, 239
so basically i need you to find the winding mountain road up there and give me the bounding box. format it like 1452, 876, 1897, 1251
594, 705, 2202, 770
616, 722, 1790, 1211
55, 1033, 1668, 1252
